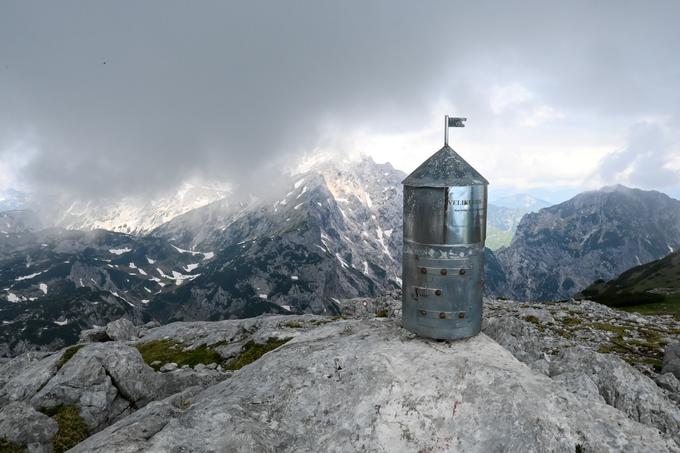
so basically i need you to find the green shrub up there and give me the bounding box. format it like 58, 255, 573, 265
284, 321, 304, 328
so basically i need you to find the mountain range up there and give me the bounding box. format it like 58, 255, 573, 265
0, 158, 406, 354
3, 158, 680, 354
495, 185, 680, 301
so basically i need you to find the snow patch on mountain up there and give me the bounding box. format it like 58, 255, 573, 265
53, 183, 229, 235
15, 271, 44, 281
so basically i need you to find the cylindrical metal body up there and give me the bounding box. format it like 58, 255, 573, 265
401, 147, 488, 340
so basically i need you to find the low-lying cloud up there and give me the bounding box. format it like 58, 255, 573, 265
595, 121, 680, 190
1, 0, 679, 203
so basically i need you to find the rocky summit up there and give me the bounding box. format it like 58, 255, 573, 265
1, 296, 679, 452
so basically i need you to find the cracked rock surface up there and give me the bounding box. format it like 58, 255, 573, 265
1, 298, 679, 452
75, 319, 678, 452
0, 401, 58, 453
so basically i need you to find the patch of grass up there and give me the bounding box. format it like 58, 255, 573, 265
597, 343, 617, 354
135, 339, 225, 371
638, 327, 667, 348
284, 321, 304, 328
0, 438, 26, 453
310, 316, 344, 326
618, 295, 680, 320
641, 357, 664, 373
56, 345, 85, 370
555, 328, 574, 339
561, 317, 582, 326
598, 332, 666, 373
225, 337, 291, 371
375, 309, 389, 318
620, 355, 664, 373
523, 315, 545, 331
39, 405, 88, 453
587, 322, 628, 336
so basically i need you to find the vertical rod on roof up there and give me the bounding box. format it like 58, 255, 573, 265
444, 115, 449, 146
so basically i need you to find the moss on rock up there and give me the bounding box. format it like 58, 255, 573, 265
135, 339, 226, 371
587, 322, 628, 336
225, 337, 291, 371
56, 345, 85, 370
39, 405, 88, 453
375, 309, 389, 318
0, 438, 26, 453
523, 315, 545, 332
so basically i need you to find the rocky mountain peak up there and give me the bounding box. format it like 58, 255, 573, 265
496, 185, 680, 301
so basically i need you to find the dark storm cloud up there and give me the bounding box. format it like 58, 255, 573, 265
1, 0, 679, 199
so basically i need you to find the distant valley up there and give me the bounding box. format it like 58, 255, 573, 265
486, 193, 550, 250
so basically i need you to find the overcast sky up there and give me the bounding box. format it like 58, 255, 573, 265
1, 0, 679, 204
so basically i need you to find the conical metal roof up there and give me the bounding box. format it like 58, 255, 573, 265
402, 145, 488, 187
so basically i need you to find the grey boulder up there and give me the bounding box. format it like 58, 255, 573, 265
105, 318, 139, 341
0, 401, 58, 453
0, 353, 61, 406
76, 319, 678, 452
30, 342, 163, 431
663, 342, 680, 379
550, 346, 680, 444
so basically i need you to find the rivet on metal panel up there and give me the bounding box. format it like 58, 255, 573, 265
419, 309, 427, 316
420, 267, 427, 274
435, 289, 442, 296
458, 312, 465, 319
459, 268, 466, 276
438, 312, 446, 319
440, 269, 447, 276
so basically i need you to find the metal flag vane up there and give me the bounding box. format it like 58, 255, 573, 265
444, 115, 467, 146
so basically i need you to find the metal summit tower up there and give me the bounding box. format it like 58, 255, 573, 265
401, 116, 488, 340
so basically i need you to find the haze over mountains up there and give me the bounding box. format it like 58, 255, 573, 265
2, 157, 680, 354
486, 196, 550, 250
0, 158, 403, 354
